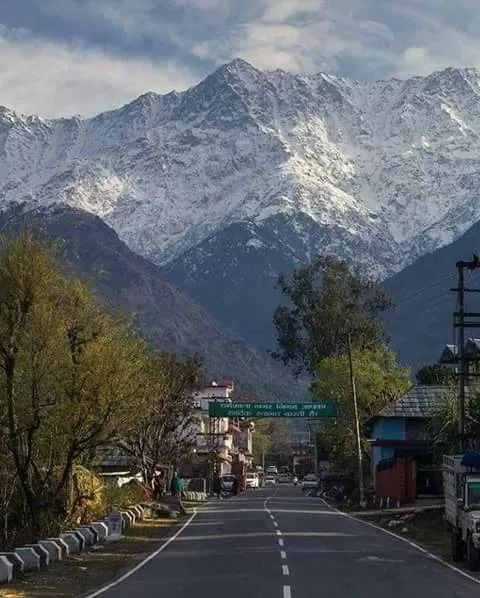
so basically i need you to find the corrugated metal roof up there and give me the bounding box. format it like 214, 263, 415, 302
438, 344, 457, 364
465, 338, 480, 356
378, 385, 456, 418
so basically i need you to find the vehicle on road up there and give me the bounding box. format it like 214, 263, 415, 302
301, 474, 319, 492
220, 474, 237, 494
277, 473, 291, 484
444, 452, 480, 570
245, 472, 259, 489
266, 465, 278, 475
264, 475, 277, 486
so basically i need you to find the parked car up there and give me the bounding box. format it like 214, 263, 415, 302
245, 472, 259, 489
220, 474, 237, 493
264, 475, 277, 486
301, 474, 318, 492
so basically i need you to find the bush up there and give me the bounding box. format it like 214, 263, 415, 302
106, 479, 152, 510
70, 466, 108, 525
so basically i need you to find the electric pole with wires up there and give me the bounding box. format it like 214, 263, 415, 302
452, 255, 480, 452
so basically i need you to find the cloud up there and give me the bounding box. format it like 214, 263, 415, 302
1, 0, 480, 117
190, 0, 480, 78
0, 27, 196, 118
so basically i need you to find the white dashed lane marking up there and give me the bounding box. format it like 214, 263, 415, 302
282, 565, 290, 576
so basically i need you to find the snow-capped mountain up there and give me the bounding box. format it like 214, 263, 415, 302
2, 59, 480, 279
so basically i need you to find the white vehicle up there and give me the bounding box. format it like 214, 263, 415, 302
444, 453, 480, 570
264, 475, 277, 486
301, 474, 318, 492
266, 465, 278, 475
245, 472, 259, 489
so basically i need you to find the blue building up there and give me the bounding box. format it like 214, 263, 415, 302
370, 385, 453, 495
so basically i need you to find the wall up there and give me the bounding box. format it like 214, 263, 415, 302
375, 457, 417, 503
371, 418, 405, 470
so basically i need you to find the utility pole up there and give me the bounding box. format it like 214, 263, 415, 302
457, 263, 466, 452
452, 256, 480, 453
348, 333, 365, 506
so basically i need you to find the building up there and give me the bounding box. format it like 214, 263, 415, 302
438, 338, 480, 377
370, 385, 454, 499
188, 381, 234, 479
186, 380, 252, 485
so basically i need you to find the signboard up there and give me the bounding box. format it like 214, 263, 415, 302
208, 401, 337, 418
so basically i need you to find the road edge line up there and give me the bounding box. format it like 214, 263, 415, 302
320, 499, 480, 586
83, 509, 198, 597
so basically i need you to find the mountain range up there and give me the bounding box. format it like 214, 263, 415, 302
1, 59, 480, 380
0, 205, 305, 401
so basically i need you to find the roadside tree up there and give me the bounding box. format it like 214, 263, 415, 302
0, 231, 147, 536
416, 364, 454, 385
120, 352, 203, 488
271, 255, 392, 379
312, 346, 410, 474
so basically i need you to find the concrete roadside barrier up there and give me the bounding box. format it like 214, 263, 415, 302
0, 552, 24, 575
14, 547, 40, 572
129, 505, 143, 519
74, 528, 94, 547
38, 540, 62, 561
59, 532, 81, 553
25, 544, 50, 567
90, 521, 108, 541
120, 511, 134, 528
0, 555, 13, 583
47, 537, 70, 557
84, 525, 100, 543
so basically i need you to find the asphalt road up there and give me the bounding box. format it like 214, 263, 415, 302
88, 485, 480, 598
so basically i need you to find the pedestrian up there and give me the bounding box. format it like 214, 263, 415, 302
213, 474, 222, 499
153, 472, 166, 500
170, 471, 187, 515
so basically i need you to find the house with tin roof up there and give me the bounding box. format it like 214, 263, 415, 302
370, 385, 456, 496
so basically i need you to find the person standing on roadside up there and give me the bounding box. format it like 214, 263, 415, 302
213, 474, 222, 499
170, 472, 187, 515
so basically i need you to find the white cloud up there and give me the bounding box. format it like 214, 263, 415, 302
0, 28, 196, 118
190, 0, 480, 79
2, 0, 480, 119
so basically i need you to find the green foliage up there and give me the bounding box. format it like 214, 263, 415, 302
106, 480, 152, 510
312, 346, 411, 473
416, 364, 454, 385
252, 419, 271, 465
0, 229, 204, 542
428, 388, 480, 458
272, 255, 392, 378
252, 419, 293, 465
70, 465, 108, 525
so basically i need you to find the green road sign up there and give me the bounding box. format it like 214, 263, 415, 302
208, 401, 337, 418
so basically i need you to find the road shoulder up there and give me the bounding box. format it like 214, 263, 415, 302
0, 505, 201, 598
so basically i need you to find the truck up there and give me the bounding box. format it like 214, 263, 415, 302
443, 453, 480, 570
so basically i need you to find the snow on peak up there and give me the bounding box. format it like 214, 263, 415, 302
0, 64, 479, 274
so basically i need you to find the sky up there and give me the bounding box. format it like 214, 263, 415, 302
0, 0, 479, 118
